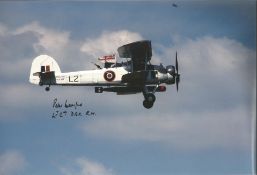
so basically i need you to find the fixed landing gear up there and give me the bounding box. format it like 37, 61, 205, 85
45, 86, 50, 91
143, 93, 156, 109
38, 80, 50, 91
143, 100, 153, 109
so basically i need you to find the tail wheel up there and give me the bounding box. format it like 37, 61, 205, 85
45, 86, 50, 91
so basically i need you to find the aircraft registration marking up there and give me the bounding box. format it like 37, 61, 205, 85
68, 75, 79, 82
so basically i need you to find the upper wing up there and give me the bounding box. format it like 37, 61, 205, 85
117, 40, 152, 72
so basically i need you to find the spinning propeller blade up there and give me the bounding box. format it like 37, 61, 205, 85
175, 51, 178, 73
175, 51, 180, 92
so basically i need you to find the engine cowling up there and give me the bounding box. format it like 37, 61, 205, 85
165, 74, 175, 84
166, 65, 175, 75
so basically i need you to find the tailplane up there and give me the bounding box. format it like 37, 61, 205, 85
29, 55, 61, 85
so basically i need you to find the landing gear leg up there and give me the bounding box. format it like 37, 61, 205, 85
144, 93, 156, 103
142, 86, 158, 109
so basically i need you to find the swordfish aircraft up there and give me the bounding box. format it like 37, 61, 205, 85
29, 40, 180, 109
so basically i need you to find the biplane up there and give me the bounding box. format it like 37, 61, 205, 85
29, 40, 180, 109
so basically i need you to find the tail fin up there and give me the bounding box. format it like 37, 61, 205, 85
29, 55, 61, 85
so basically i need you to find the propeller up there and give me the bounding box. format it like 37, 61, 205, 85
175, 51, 180, 92
175, 52, 178, 73
161, 51, 180, 90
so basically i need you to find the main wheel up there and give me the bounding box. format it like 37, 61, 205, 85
143, 100, 154, 109
144, 93, 156, 103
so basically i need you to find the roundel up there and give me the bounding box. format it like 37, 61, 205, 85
104, 70, 115, 82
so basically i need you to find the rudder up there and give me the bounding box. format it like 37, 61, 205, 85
29, 55, 61, 85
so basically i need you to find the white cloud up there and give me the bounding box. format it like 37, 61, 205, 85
0, 58, 31, 83
0, 22, 94, 121
13, 21, 70, 57
80, 30, 143, 58
0, 21, 255, 152
0, 23, 8, 36
171, 36, 255, 76
0, 151, 27, 175
60, 157, 114, 175
156, 36, 256, 111
0, 21, 71, 84
79, 36, 255, 151
80, 106, 252, 151
0, 24, 145, 121
0, 83, 97, 121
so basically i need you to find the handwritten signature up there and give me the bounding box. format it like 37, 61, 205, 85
51, 98, 96, 118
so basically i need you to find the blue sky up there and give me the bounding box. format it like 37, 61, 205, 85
0, 1, 256, 175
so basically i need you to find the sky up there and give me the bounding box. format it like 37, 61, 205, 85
0, 1, 256, 175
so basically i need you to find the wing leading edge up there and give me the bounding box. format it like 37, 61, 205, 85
117, 40, 152, 72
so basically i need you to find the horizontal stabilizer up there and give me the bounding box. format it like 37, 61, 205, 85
39, 71, 56, 85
